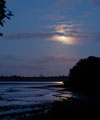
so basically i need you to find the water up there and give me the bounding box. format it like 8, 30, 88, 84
0, 81, 72, 117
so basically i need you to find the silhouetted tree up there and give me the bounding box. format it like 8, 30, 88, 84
0, 0, 13, 36
66, 56, 100, 95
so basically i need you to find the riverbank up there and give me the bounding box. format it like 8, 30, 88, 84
0, 97, 89, 120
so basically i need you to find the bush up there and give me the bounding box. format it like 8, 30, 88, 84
66, 56, 100, 95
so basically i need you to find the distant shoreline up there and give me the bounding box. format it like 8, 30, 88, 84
0, 76, 68, 82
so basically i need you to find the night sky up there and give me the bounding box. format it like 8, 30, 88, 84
0, 0, 100, 76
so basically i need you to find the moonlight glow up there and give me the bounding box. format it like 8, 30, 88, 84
47, 24, 79, 45
52, 35, 76, 45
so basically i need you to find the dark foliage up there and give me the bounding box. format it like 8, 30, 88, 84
62, 56, 100, 118
0, 0, 13, 36
0, 75, 66, 82
67, 56, 100, 96
45, 98, 88, 120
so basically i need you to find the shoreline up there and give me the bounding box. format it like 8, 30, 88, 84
0, 97, 88, 120
0, 82, 89, 120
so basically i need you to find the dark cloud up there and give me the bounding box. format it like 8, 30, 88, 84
2, 32, 64, 40
1, 30, 81, 45
1, 22, 83, 45
2, 28, 81, 39
2, 28, 100, 45
1, 21, 100, 45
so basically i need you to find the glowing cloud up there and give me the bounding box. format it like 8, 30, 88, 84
48, 23, 81, 45
51, 35, 77, 45
2, 22, 81, 45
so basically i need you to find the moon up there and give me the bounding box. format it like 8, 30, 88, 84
52, 35, 75, 45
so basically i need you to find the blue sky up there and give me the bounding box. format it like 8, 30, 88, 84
0, 0, 100, 76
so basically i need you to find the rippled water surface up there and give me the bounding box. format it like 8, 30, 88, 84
0, 81, 72, 117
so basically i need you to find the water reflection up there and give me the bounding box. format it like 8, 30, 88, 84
0, 82, 71, 106
0, 81, 72, 116
55, 81, 64, 85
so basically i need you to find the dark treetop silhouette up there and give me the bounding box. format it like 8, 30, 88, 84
64, 56, 100, 96
0, 0, 13, 36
